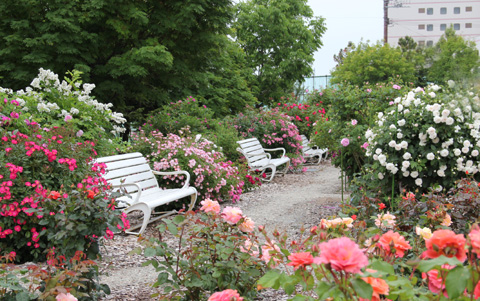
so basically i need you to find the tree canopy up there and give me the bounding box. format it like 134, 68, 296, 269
234, 0, 326, 106
0, 0, 256, 119
330, 42, 417, 86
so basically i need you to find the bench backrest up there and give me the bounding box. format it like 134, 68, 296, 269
96, 152, 159, 194
237, 138, 268, 165
300, 135, 313, 153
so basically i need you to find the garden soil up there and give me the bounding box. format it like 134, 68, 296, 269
99, 161, 345, 300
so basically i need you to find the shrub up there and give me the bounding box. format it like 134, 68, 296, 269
0, 124, 128, 263
130, 130, 244, 204
229, 107, 305, 168
364, 83, 480, 196
134, 200, 267, 300
143, 97, 242, 162
275, 99, 326, 138
0, 68, 126, 156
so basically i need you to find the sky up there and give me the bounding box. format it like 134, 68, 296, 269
307, 0, 384, 75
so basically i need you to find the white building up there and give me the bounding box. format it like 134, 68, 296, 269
387, 0, 480, 50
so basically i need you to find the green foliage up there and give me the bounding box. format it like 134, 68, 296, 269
425, 27, 480, 85
330, 42, 417, 87
234, 0, 326, 106
311, 82, 411, 178
134, 210, 267, 300
0, 0, 255, 120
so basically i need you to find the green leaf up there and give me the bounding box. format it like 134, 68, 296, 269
369, 259, 395, 275
144, 247, 156, 257
258, 270, 282, 289
351, 278, 373, 299
165, 220, 178, 235
416, 256, 462, 273
314, 281, 333, 299
445, 266, 469, 299
172, 215, 185, 224
15, 292, 31, 301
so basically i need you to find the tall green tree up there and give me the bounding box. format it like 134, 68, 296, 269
425, 27, 480, 85
330, 42, 416, 86
0, 0, 256, 120
397, 36, 428, 86
234, 0, 326, 106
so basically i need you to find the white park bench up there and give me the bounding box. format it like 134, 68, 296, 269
300, 134, 328, 164
97, 152, 197, 235
236, 137, 290, 181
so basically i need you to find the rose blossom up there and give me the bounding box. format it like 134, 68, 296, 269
375, 212, 396, 229
208, 289, 243, 301
341, 138, 350, 147
468, 225, 480, 256
56, 293, 78, 301
318, 237, 368, 273
378, 231, 412, 258
416, 226, 433, 240
422, 229, 466, 262
287, 252, 314, 270
221, 206, 243, 225
238, 217, 255, 233
360, 269, 389, 301
421, 264, 455, 296
200, 198, 220, 214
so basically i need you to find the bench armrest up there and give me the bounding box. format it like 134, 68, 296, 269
264, 147, 286, 158
111, 183, 142, 204
152, 170, 191, 189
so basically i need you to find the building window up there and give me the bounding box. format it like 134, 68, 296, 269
454, 23, 460, 30
418, 8, 425, 13
466, 23, 472, 28
427, 8, 434, 15
466, 6, 472, 12
454, 7, 460, 14
418, 40, 426, 47
427, 40, 434, 47
440, 24, 447, 31
427, 24, 433, 31
418, 24, 425, 30
440, 7, 447, 14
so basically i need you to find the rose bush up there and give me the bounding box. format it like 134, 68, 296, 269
364, 83, 480, 196
130, 129, 245, 204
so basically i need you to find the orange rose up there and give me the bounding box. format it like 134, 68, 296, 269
422, 229, 466, 262
86, 190, 95, 199
360, 269, 389, 301
378, 230, 412, 258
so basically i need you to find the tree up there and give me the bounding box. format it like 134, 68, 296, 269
425, 27, 480, 85
0, 0, 256, 121
330, 42, 416, 86
234, 0, 326, 106
397, 36, 428, 86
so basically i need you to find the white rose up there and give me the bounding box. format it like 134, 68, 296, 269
389, 140, 396, 148
402, 161, 410, 168
454, 149, 461, 156
446, 117, 454, 125
429, 92, 436, 98
376, 148, 382, 155
378, 112, 384, 119
403, 152, 411, 160
464, 140, 471, 148
434, 116, 442, 124
378, 172, 384, 180
440, 149, 449, 157
389, 124, 397, 130
442, 109, 450, 117
472, 150, 479, 157
398, 119, 406, 126
397, 133, 403, 139
415, 178, 423, 186
411, 171, 419, 178
437, 170, 445, 177
426, 153, 435, 160
462, 147, 469, 154
400, 141, 408, 149
403, 171, 410, 177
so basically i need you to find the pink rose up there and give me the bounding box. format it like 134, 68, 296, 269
222, 206, 243, 225
208, 289, 243, 301
341, 138, 349, 147
317, 237, 368, 273
238, 217, 255, 232
200, 198, 220, 214
56, 293, 78, 301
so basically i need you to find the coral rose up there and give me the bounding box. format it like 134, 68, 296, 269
238, 217, 255, 233
287, 252, 314, 270
378, 230, 412, 258
474, 281, 480, 300
468, 225, 480, 256
200, 198, 220, 214
318, 237, 368, 274
422, 229, 467, 262
360, 269, 389, 301
208, 289, 243, 301
221, 206, 243, 225
261, 241, 281, 267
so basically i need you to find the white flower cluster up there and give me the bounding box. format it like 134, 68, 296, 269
366, 83, 480, 188
2, 68, 127, 134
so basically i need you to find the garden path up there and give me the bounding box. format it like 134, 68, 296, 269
99, 161, 344, 300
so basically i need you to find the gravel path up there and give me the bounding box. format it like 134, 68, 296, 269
99, 161, 344, 300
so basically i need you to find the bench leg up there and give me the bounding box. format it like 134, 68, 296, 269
187, 192, 197, 211
124, 203, 151, 236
